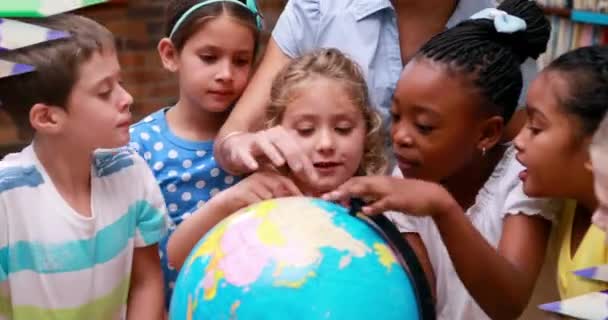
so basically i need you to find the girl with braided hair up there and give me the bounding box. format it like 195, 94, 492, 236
214, 0, 537, 181
515, 45, 608, 299
324, 0, 561, 319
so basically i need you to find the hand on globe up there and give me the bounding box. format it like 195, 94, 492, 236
167, 171, 304, 270
169, 197, 424, 320
214, 169, 302, 214
322, 176, 458, 217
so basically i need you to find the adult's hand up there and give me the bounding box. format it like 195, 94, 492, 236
215, 38, 291, 171
217, 126, 318, 182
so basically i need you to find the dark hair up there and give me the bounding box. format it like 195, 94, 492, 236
164, 0, 259, 51
545, 45, 608, 136
0, 14, 115, 137
417, 0, 550, 122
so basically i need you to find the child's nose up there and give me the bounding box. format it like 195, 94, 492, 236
216, 60, 233, 81
392, 124, 413, 148
316, 129, 335, 152
513, 130, 525, 153
118, 84, 133, 112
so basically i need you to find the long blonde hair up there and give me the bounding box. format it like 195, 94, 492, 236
266, 48, 387, 176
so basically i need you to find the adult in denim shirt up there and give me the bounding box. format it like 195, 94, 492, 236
215, 0, 536, 179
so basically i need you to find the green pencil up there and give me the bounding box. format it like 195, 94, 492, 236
0, 0, 108, 17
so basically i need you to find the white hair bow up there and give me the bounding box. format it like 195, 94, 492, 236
470, 8, 527, 33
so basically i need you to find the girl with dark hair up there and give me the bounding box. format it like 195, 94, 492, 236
324, 0, 560, 319
128, 0, 264, 308
515, 45, 608, 299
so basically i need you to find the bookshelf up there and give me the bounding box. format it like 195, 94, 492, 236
539, 5, 608, 25
535, 1, 608, 67
541, 5, 572, 17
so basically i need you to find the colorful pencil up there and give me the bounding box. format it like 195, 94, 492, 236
0, 0, 109, 18
0, 59, 34, 79
539, 290, 608, 320
574, 265, 608, 282
0, 18, 69, 51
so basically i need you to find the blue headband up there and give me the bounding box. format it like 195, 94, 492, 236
169, 0, 263, 39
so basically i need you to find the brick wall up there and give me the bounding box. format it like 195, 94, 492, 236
84, 0, 174, 119
0, 0, 287, 152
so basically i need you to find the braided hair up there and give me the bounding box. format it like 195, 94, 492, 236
417, 0, 550, 123
545, 45, 608, 136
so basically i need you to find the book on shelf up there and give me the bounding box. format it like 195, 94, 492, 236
573, 0, 608, 12
537, 0, 608, 11
534, 1, 608, 67
536, 0, 572, 8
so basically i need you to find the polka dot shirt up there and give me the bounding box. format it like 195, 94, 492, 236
129, 107, 240, 308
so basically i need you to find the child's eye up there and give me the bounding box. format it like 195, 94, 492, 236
98, 89, 112, 99
200, 55, 217, 63
335, 126, 352, 135
390, 112, 400, 122
233, 58, 251, 67
296, 127, 314, 136
526, 124, 542, 135
526, 119, 543, 136
415, 123, 434, 135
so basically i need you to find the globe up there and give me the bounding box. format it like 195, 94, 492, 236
170, 197, 422, 319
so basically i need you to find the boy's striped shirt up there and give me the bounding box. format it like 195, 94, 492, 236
0, 145, 168, 320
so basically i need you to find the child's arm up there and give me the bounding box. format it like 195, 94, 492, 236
215, 39, 316, 180
430, 203, 550, 320
127, 153, 170, 319
404, 233, 436, 299
167, 170, 301, 270
166, 192, 240, 271
127, 245, 164, 320
325, 176, 550, 320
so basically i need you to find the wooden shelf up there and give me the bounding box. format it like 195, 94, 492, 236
75, 0, 127, 12
540, 5, 571, 18
540, 5, 608, 26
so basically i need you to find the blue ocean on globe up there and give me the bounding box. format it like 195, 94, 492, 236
170, 197, 421, 319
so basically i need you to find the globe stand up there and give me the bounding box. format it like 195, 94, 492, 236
349, 198, 436, 320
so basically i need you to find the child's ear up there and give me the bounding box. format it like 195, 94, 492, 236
477, 115, 504, 153
157, 38, 179, 72
29, 103, 67, 134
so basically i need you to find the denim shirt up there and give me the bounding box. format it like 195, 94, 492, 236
272, 0, 536, 122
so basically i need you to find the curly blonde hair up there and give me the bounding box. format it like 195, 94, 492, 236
266, 48, 387, 176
